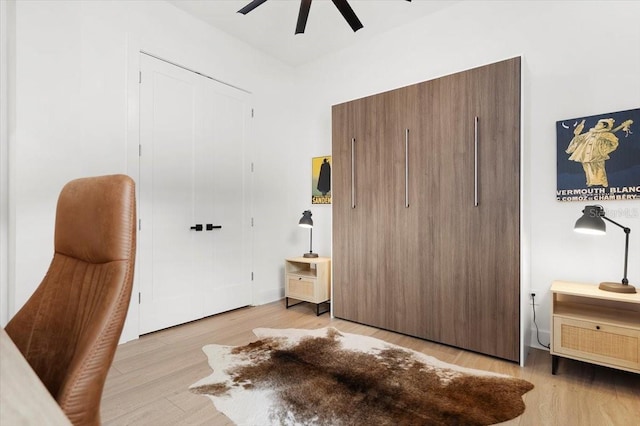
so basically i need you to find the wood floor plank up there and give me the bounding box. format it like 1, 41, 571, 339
101, 301, 640, 425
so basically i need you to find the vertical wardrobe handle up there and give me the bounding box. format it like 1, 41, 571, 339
405, 128, 410, 208
351, 137, 356, 209
474, 116, 479, 207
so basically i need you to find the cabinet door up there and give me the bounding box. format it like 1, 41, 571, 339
333, 96, 381, 325
412, 74, 475, 348
385, 85, 424, 336
466, 57, 521, 361
331, 101, 353, 320
333, 92, 402, 329
376, 87, 424, 335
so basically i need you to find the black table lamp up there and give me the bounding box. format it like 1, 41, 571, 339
298, 210, 318, 258
574, 205, 636, 294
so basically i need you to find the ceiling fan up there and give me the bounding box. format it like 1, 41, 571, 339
238, 0, 411, 34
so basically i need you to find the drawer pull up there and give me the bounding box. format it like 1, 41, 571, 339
596, 325, 601, 330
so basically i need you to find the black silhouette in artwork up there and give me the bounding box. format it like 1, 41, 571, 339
317, 158, 331, 196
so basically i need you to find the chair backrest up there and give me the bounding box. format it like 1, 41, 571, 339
5, 174, 137, 426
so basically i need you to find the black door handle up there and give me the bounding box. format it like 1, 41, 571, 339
190, 224, 203, 231
206, 224, 222, 231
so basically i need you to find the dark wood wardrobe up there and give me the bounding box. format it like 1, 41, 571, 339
332, 57, 521, 362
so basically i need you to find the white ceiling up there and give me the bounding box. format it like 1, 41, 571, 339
168, 0, 458, 67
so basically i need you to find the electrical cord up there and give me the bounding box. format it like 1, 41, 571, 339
531, 294, 551, 349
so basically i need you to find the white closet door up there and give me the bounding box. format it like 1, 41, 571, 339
199, 82, 251, 315
139, 54, 251, 334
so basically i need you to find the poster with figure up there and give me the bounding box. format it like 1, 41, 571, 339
556, 108, 640, 201
312, 156, 331, 204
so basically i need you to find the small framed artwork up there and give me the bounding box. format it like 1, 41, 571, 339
312, 156, 331, 204
556, 108, 640, 201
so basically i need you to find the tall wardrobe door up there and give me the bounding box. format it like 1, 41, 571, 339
332, 100, 360, 322
383, 86, 422, 336
466, 57, 521, 361
332, 94, 391, 327
415, 74, 475, 348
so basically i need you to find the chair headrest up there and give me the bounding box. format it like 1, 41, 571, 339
54, 174, 136, 264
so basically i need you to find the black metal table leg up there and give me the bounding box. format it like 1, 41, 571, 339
316, 301, 330, 316
285, 297, 304, 309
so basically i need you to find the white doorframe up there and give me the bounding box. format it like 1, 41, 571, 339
0, 0, 16, 327
121, 37, 142, 342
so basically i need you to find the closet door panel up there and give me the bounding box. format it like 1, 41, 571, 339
408, 82, 440, 340
333, 94, 391, 328
360, 93, 394, 329
332, 100, 364, 322
466, 57, 521, 361
385, 86, 423, 336
417, 74, 474, 348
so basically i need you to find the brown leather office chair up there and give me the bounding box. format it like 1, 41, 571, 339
5, 174, 137, 426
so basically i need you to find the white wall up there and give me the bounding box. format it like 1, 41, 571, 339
290, 0, 640, 351
2, 0, 302, 340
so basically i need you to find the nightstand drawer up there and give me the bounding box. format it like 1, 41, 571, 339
287, 276, 316, 300
553, 316, 640, 371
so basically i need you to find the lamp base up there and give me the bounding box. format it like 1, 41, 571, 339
303, 252, 319, 258
598, 282, 637, 294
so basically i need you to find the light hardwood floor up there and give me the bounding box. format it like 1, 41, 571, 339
102, 301, 640, 425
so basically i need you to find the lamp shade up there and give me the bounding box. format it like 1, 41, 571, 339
574, 205, 606, 235
298, 210, 313, 228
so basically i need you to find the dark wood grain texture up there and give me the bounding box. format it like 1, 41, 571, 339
332, 57, 521, 362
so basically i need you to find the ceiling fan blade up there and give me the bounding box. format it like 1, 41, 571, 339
331, 0, 363, 32
295, 0, 312, 34
238, 0, 268, 15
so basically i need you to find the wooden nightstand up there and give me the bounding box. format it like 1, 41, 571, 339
550, 280, 640, 375
284, 257, 331, 315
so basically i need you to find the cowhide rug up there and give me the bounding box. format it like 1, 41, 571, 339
190, 327, 533, 425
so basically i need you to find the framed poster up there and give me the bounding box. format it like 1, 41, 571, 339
312, 156, 331, 204
556, 108, 640, 201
